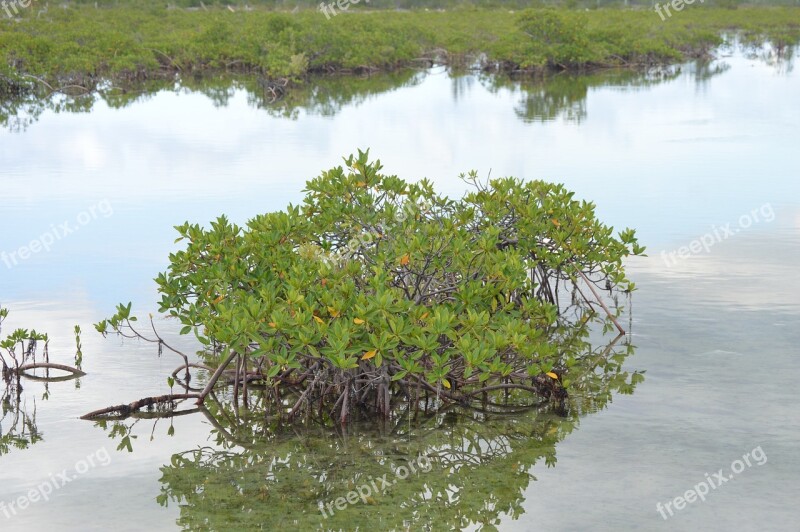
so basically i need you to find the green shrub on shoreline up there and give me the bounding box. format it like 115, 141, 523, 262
0, 7, 798, 92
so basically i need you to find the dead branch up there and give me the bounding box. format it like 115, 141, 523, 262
80, 393, 199, 420
576, 269, 626, 334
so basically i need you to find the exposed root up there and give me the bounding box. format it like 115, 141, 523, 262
17, 362, 86, 378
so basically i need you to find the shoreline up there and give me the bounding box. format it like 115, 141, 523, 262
1, 7, 798, 99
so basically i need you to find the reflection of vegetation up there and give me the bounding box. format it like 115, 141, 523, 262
0, 70, 425, 131
0, 49, 761, 132
0, 86, 95, 132
173, 70, 425, 120
738, 38, 797, 72
244, 71, 424, 120
690, 60, 732, 86
485, 72, 594, 124
0, 306, 85, 455
0, 381, 43, 456
479, 62, 733, 123
145, 334, 640, 530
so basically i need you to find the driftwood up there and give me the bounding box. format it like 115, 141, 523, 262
120, 407, 201, 420
80, 393, 199, 420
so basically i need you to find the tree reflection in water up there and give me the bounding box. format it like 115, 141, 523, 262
93, 330, 641, 530
0, 55, 749, 132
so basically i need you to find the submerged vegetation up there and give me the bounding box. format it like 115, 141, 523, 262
88, 151, 644, 425
0, 5, 798, 96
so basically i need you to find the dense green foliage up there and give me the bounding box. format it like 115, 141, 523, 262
1, 6, 798, 89
63, 0, 800, 9
97, 151, 643, 422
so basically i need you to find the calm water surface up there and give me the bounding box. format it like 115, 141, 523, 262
1, 47, 798, 531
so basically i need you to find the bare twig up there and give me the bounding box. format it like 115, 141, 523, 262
576, 270, 625, 335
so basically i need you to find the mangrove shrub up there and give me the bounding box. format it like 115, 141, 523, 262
94, 151, 644, 424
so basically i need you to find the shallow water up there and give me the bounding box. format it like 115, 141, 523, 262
1, 46, 798, 530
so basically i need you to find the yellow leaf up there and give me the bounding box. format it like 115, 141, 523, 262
420, 312, 429, 320
546, 372, 559, 380
356, 181, 367, 188
212, 295, 225, 305
442, 379, 451, 389
327, 306, 340, 317
362, 349, 377, 360
400, 254, 410, 266
313, 316, 325, 324
353, 318, 365, 325
551, 218, 561, 227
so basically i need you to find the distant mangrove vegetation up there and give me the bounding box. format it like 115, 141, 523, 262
1, 5, 798, 98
